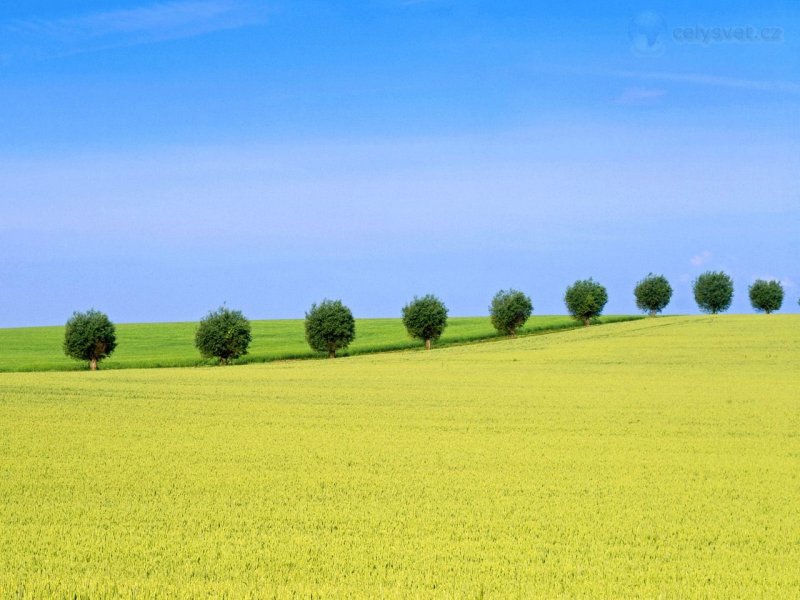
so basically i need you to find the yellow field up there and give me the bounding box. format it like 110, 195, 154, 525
1, 315, 798, 598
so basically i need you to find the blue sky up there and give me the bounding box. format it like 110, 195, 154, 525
1, 0, 798, 326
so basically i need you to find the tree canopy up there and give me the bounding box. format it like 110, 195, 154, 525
194, 306, 252, 364
63, 309, 117, 370
564, 279, 608, 326
634, 274, 673, 316
305, 300, 356, 358
693, 271, 734, 314
402, 295, 448, 350
749, 279, 783, 314
489, 289, 533, 336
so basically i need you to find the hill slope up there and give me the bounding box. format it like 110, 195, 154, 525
0, 315, 798, 597
0, 315, 636, 371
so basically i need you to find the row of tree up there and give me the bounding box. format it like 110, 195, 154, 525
63, 272, 792, 369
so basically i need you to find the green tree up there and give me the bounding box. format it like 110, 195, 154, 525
749, 279, 784, 314
194, 307, 252, 364
402, 294, 448, 350
63, 309, 117, 371
634, 273, 673, 316
305, 299, 356, 358
564, 279, 608, 326
490, 289, 533, 336
693, 271, 734, 314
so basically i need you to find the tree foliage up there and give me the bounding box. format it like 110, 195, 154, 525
63, 309, 117, 370
489, 289, 533, 336
634, 273, 673, 316
305, 299, 356, 358
749, 279, 783, 314
194, 306, 252, 364
402, 295, 448, 349
693, 271, 734, 314
564, 279, 608, 326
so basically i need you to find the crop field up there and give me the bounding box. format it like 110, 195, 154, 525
0, 315, 637, 372
0, 315, 798, 597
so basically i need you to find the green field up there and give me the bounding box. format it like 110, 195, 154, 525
0, 315, 637, 372
1, 315, 797, 597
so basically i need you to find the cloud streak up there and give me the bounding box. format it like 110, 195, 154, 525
614, 87, 667, 106
610, 70, 800, 95
1, 1, 268, 60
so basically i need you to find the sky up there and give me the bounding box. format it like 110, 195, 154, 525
0, 0, 798, 326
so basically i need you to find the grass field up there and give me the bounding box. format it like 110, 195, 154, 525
1, 315, 798, 597
0, 315, 637, 372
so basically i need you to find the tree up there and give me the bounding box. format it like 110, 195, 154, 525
634, 273, 673, 316
63, 309, 117, 371
564, 279, 608, 326
749, 279, 784, 314
305, 299, 356, 358
194, 306, 252, 364
490, 289, 533, 336
402, 294, 448, 350
693, 271, 734, 314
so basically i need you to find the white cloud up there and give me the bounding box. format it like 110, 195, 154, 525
1, 123, 797, 261
1, 1, 268, 59
615, 87, 667, 105
690, 250, 712, 267
610, 70, 800, 95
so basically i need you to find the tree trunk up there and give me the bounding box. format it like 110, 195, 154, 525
425, 338, 431, 351
328, 349, 336, 359
510, 330, 517, 338
583, 317, 590, 327
649, 309, 657, 317
90, 358, 98, 371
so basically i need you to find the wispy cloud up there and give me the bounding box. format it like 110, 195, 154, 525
610, 70, 800, 95
1, 1, 268, 60
399, 0, 440, 5
690, 250, 712, 267
615, 87, 667, 106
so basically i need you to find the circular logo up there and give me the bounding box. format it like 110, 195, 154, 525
628, 11, 667, 56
